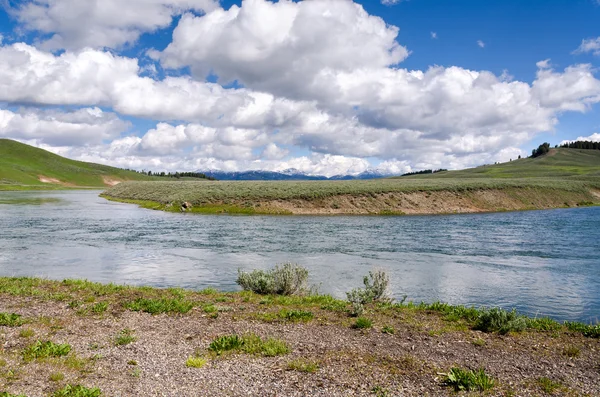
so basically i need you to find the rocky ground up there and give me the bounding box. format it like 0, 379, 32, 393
0, 279, 598, 397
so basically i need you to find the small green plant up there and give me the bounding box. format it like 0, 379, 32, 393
23, 340, 72, 361
186, 356, 207, 368
115, 329, 136, 346
236, 263, 309, 295
563, 345, 580, 358
91, 302, 108, 314
352, 317, 373, 329
371, 385, 389, 397
0, 358, 6, 366
208, 334, 290, 357
125, 298, 194, 314
52, 384, 101, 397
443, 367, 495, 392
130, 368, 142, 377
208, 335, 244, 355
127, 360, 137, 365
538, 377, 562, 394
49, 372, 65, 382
381, 325, 395, 334
474, 308, 526, 334
18, 328, 34, 338
286, 358, 319, 373
472, 338, 486, 347
279, 309, 314, 322
0, 313, 23, 327
0, 392, 26, 397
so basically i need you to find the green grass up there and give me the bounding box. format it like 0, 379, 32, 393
185, 356, 207, 368
115, 329, 136, 346
352, 317, 373, 329
286, 358, 319, 373
443, 367, 495, 392
101, 149, 600, 211
22, 340, 71, 361
125, 297, 194, 314
0, 138, 158, 189
0, 313, 24, 327
0, 392, 27, 397
208, 334, 290, 357
51, 384, 101, 397
278, 309, 314, 322
537, 377, 562, 394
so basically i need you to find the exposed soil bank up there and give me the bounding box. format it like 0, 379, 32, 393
102, 187, 600, 215
0, 278, 598, 396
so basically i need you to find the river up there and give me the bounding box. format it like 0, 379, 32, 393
0, 190, 598, 323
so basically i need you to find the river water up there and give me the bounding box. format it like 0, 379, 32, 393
0, 190, 598, 323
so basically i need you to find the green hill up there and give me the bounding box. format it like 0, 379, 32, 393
395, 148, 600, 180
0, 139, 154, 190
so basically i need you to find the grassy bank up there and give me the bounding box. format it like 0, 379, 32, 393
0, 276, 598, 396
101, 149, 600, 215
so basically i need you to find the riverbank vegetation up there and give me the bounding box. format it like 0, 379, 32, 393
101, 148, 600, 215
0, 270, 598, 396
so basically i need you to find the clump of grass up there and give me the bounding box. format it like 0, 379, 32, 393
127, 360, 137, 365
279, 309, 314, 322
564, 321, 600, 338
0, 392, 26, 397
381, 325, 395, 334
125, 297, 194, 314
22, 340, 71, 361
472, 338, 486, 347
371, 386, 390, 397
115, 329, 136, 346
186, 356, 207, 368
236, 263, 309, 295
526, 316, 561, 332
352, 317, 373, 329
49, 372, 65, 382
208, 334, 290, 357
563, 345, 580, 358
538, 377, 562, 394
286, 358, 319, 373
443, 367, 495, 392
0, 313, 23, 327
91, 302, 108, 314
18, 328, 34, 338
474, 308, 526, 334
346, 270, 391, 316
52, 384, 101, 397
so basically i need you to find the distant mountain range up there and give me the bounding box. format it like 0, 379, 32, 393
198, 168, 394, 181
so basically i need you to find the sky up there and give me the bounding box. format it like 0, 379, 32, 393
0, 0, 599, 176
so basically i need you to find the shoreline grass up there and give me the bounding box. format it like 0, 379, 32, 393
0, 277, 596, 338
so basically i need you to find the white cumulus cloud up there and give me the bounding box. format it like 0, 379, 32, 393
573, 37, 600, 56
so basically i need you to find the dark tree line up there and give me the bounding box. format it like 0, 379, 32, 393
126, 170, 216, 180
401, 168, 448, 177
531, 142, 551, 158
559, 140, 600, 150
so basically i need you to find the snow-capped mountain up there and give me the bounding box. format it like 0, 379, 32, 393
198, 169, 395, 181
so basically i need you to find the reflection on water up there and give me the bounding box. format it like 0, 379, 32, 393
0, 190, 599, 323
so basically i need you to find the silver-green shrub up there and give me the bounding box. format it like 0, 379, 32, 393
236, 263, 308, 295
346, 270, 391, 316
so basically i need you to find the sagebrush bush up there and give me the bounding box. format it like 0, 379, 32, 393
236, 263, 308, 295
346, 270, 391, 316
474, 308, 526, 334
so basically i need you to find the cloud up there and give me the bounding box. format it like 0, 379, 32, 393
0, 107, 129, 146
7, 0, 220, 50
381, 0, 404, 4
477, 40, 485, 48
156, 0, 409, 100
573, 37, 600, 56
560, 133, 600, 145
430, 32, 437, 39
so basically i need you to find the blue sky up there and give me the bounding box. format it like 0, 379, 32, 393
0, 0, 599, 175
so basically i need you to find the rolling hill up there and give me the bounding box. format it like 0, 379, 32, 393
0, 139, 153, 189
